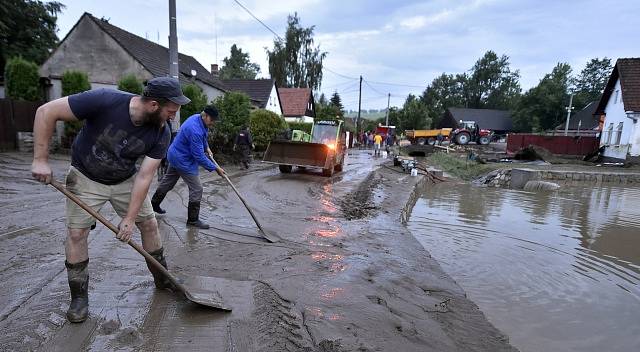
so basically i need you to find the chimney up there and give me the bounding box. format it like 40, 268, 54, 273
211, 64, 219, 77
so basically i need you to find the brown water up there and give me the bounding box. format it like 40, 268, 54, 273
408, 183, 640, 352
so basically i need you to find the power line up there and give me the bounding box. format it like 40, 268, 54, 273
365, 79, 426, 88
324, 67, 358, 80
232, 0, 283, 41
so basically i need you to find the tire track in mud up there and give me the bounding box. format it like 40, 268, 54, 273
338, 171, 381, 220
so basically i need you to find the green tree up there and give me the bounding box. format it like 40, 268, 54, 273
61, 70, 91, 96
117, 74, 143, 94
400, 94, 430, 130
421, 73, 466, 127
329, 91, 344, 114
466, 50, 521, 110
219, 44, 260, 80
180, 84, 208, 123
4, 57, 41, 100
267, 13, 327, 90
0, 1, 64, 77
572, 57, 613, 108
61, 70, 91, 144
249, 109, 287, 151
513, 63, 572, 132
212, 92, 252, 147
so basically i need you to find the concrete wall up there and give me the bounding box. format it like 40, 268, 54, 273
40, 15, 153, 100
600, 79, 634, 160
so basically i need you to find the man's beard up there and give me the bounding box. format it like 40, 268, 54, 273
143, 109, 164, 128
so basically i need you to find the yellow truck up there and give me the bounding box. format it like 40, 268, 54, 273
405, 128, 453, 145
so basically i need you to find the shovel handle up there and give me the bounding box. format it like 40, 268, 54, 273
49, 179, 186, 293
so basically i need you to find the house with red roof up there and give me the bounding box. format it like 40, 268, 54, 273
278, 88, 315, 123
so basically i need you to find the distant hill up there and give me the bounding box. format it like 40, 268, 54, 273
344, 109, 387, 120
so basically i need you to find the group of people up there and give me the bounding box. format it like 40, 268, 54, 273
30, 77, 251, 323
358, 131, 395, 156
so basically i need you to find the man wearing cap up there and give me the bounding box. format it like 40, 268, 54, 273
233, 125, 254, 169
150, 105, 225, 229
31, 77, 190, 323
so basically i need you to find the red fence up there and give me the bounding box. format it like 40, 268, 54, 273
0, 98, 42, 150
506, 134, 600, 156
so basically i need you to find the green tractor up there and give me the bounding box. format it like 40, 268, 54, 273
263, 120, 347, 177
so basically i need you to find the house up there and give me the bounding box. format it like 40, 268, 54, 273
595, 58, 640, 162
554, 101, 600, 136
278, 88, 315, 123
40, 13, 226, 102
438, 108, 514, 135
221, 79, 283, 116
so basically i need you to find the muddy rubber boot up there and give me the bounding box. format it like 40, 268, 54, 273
151, 192, 167, 214
65, 259, 89, 323
186, 202, 209, 229
145, 247, 175, 290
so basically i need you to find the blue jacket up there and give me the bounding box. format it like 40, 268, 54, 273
167, 114, 217, 175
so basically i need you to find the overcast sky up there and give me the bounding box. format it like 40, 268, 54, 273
55, 0, 639, 110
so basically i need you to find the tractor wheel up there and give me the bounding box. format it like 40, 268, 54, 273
334, 163, 343, 172
279, 165, 292, 173
427, 137, 436, 145
322, 165, 334, 177
479, 136, 491, 145
455, 132, 470, 145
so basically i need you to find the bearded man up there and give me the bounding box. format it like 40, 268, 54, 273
31, 77, 190, 323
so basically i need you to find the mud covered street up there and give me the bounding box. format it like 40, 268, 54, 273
0, 150, 516, 351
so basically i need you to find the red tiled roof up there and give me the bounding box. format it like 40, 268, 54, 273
595, 58, 640, 114
279, 88, 312, 116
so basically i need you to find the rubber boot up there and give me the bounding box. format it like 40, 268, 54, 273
145, 247, 175, 290
65, 259, 89, 323
151, 191, 167, 214
186, 202, 209, 229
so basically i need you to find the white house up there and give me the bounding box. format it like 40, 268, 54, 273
279, 88, 315, 123
221, 79, 283, 116
595, 58, 640, 162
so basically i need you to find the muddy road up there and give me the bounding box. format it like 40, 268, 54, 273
0, 150, 515, 351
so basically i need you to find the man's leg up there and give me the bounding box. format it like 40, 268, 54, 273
151, 165, 181, 214
136, 217, 173, 289
182, 173, 208, 229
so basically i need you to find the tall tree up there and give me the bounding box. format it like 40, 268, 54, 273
0, 0, 64, 76
513, 63, 572, 132
329, 91, 344, 115
466, 51, 521, 110
266, 13, 327, 90
421, 73, 466, 127
400, 94, 430, 131
218, 44, 260, 80
572, 57, 613, 109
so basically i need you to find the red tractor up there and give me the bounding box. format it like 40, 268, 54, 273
450, 121, 492, 145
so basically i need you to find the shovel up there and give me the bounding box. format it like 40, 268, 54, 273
209, 157, 281, 243
50, 179, 232, 311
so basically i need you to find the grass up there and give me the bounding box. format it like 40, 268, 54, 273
426, 151, 504, 180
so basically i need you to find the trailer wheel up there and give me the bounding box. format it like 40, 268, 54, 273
427, 137, 436, 145
279, 165, 292, 173
417, 138, 427, 145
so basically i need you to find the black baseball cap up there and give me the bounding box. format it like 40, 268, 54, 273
143, 77, 191, 105
203, 105, 220, 120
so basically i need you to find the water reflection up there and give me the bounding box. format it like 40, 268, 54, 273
408, 184, 640, 352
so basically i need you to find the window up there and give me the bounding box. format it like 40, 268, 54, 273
614, 90, 619, 104
615, 122, 624, 145
606, 123, 614, 144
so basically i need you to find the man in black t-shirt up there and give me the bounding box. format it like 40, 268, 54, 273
31, 77, 190, 323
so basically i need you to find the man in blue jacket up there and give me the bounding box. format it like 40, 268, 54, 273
151, 105, 225, 229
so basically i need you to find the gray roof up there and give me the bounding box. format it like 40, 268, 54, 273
447, 108, 514, 131
556, 101, 599, 130
85, 13, 226, 91
221, 79, 275, 108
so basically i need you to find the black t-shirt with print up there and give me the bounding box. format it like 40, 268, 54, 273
68, 89, 170, 185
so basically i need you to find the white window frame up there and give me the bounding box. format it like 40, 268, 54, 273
606, 123, 614, 144
615, 122, 623, 145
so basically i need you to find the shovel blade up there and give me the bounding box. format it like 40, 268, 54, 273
259, 229, 281, 243
183, 288, 232, 311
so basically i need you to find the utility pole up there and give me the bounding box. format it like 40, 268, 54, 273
168, 0, 180, 129
563, 93, 574, 136
385, 93, 390, 126
357, 75, 362, 135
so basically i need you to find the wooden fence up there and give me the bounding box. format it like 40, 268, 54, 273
0, 98, 43, 150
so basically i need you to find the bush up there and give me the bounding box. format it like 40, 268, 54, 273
427, 151, 501, 180
211, 92, 252, 149
250, 109, 287, 151
180, 84, 208, 123
117, 74, 143, 94
4, 57, 41, 101
61, 70, 91, 146
288, 121, 312, 134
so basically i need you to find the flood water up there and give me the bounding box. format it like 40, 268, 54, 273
407, 183, 640, 352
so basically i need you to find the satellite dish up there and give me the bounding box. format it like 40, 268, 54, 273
191, 69, 197, 77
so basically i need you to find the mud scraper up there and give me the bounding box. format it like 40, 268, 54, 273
50, 179, 232, 311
